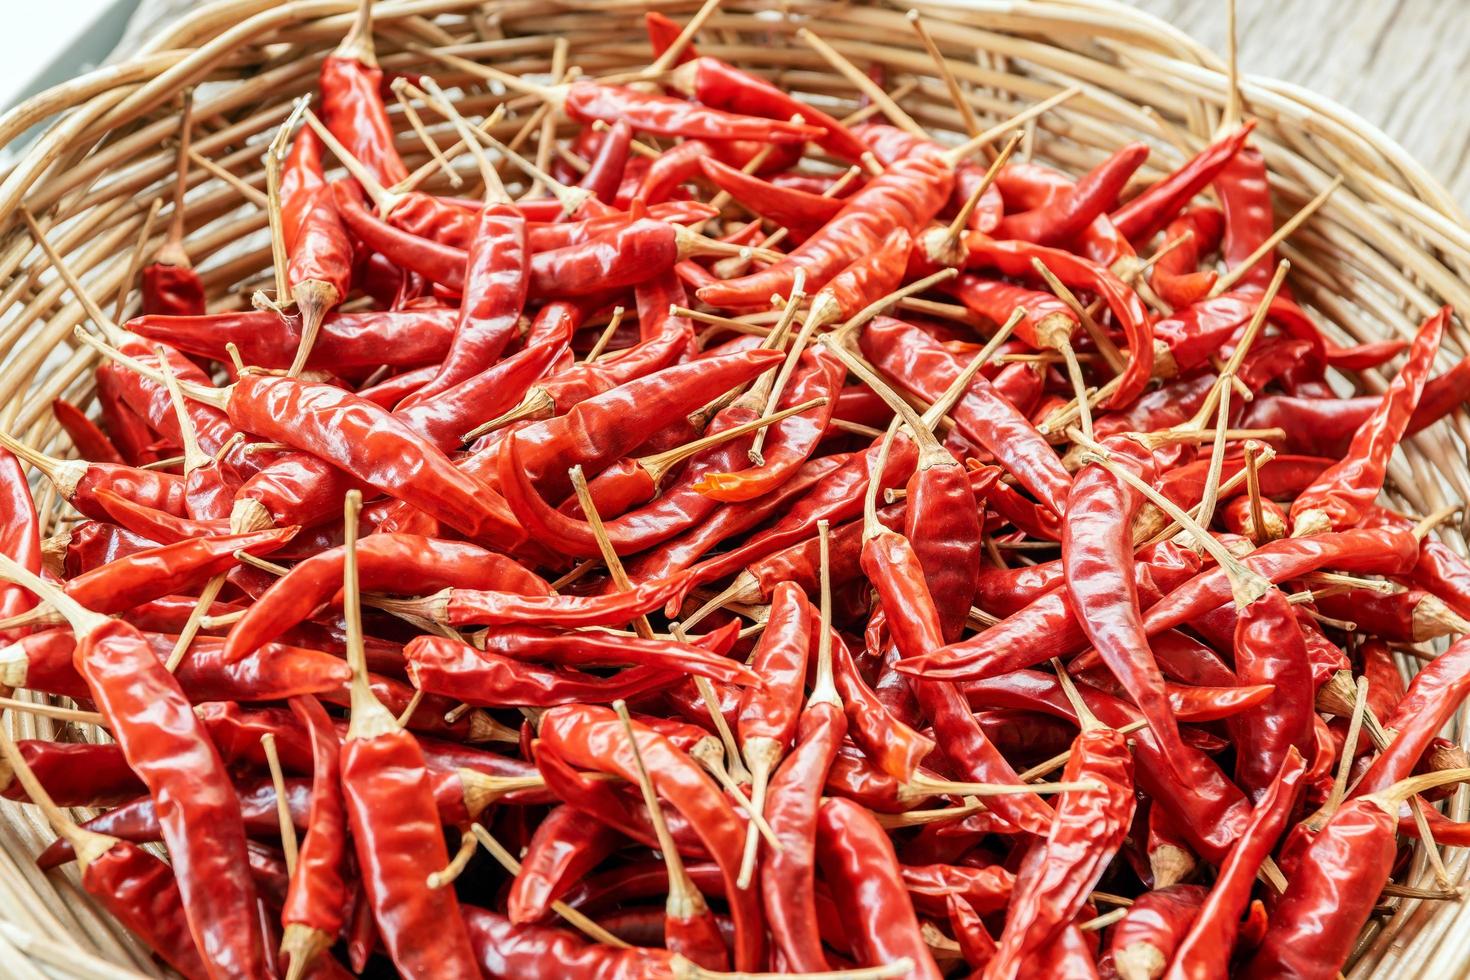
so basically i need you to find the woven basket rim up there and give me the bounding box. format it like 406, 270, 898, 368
0, 1, 1467, 978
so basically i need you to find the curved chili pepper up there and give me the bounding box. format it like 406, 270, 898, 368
903, 541, 1201, 683
961, 237, 1155, 407
698, 157, 843, 238
68, 615, 267, 975
861, 504, 1054, 833
736, 580, 810, 778
1289, 307, 1447, 533
1111, 124, 1254, 243
508, 805, 621, 924
1150, 206, 1224, 307
997, 142, 1148, 246
815, 797, 943, 978
698, 156, 954, 308
51, 398, 124, 465
1165, 748, 1306, 979
987, 720, 1134, 979
1213, 142, 1275, 291
538, 704, 765, 970
0, 739, 143, 807
333, 181, 468, 290
397, 206, 527, 407
563, 79, 824, 144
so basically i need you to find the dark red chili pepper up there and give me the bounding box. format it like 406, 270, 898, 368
507, 805, 621, 924
1229, 588, 1315, 799
51, 398, 124, 464
128, 308, 459, 373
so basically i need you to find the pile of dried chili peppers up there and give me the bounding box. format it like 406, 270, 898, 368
4, 2, 1470, 977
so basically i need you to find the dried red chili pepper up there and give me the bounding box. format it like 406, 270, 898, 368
538, 704, 765, 970
1102, 884, 1206, 980
319, 1, 409, 187
815, 796, 943, 978
1290, 307, 1448, 534
1149, 206, 1224, 307
279, 695, 349, 978
1111, 124, 1254, 243
0, 556, 266, 976
507, 805, 621, 924
998, 142, 1149, 245
1165, 748, 1306, 979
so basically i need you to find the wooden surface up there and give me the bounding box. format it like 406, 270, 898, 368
1129, 0, 1470, 211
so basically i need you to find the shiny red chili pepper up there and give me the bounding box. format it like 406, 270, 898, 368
698, 156, 954, 308
1101, 884, 1206, 980
987, 716, 1134, 979
815, 797, 943, 978
860, 316, 1072, 516
51, 398, 124, 464
538, 704, 765, 970
1290, 307, 1447, 534
1111, 124, 1254, 243
130, 308, 459, 373
997, 142, 1148, 246
279, 695, 348, 977
1149, 206, 1224, 306
698, 157, 843, 238
507, 805, 621, 924
1165, 749, 1306, 979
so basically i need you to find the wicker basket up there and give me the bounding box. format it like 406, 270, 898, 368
0, 0, 1467, 975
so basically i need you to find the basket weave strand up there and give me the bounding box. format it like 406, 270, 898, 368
0, 0, 1466, 976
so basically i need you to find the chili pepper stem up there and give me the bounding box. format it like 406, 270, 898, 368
286, 279, 341, 378
425, 832, 480, 890
341, 491, 399, 739
1051, 656, 1104, 732
808, 520, 840, 708
0, 552, 106, 638
0, 709, 116, 871
736, 736, 780, 889
747, 272, 810, 464
613, 700, 711, 919
390, 78, 463, 188
645, 0, 721, 74
644, 397, 826, 485
942, 84, 1084, 166
0, 431, 85, 501
839, 267, 958, 333
114, 197, 164, 323
823, 328, 950, 471
334, 0, 378, 65
279, 925, 332, 980
408, 80, 514, 205
260, 733, 298, 874
0, 695, 106, 726
927, 133, 1021, 267
156, 89, 194, 269
1366, 768, 1470, 815
74, 328, 231, 411
408, 43, 561, 105
584, 306, 626, 362
1210, 178, 1341, 297
301, 108, 400, 215
464, 387, 555, 441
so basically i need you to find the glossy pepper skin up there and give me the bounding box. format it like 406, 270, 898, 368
76, 618, 267, 978
280, 695, 349, 972
342, 724, 481, 978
